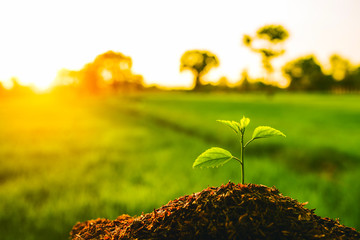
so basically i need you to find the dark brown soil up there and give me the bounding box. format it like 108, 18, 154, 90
70, 182, 360, 240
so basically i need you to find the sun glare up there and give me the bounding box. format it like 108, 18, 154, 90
17, 70, 57, 92
0, 1, 359, 92
30, 79, 54, 92
0, 70, 56, 92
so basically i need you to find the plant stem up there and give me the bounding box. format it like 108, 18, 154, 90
240, 133, 245, 184
244, 138, 255, 148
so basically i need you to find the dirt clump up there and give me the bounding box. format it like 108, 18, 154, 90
70, 182, 360, 239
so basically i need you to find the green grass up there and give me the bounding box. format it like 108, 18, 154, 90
0, 92, 359, 239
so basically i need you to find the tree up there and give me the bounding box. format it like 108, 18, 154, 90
350, 67, 360, 90
329, 54, 351, 81
236, 70, 251, 92
243, 25, 289, 83
283, 55, 332, 91
216, 76, 230, 91
94, 51, 133, 92
78, 62, 100, 94
328, 54, 360, 92
180, 50, 219, 90
56, 50, 143, 94
54, 69, 79, 86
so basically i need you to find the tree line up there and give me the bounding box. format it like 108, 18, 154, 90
53, 50, 144, 95
1, 24, 360, 97
181, 25, 360, 93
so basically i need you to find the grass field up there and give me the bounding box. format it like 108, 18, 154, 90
0, 92, 359, 240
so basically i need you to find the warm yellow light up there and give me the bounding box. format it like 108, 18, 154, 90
12, 69, 57, 92
0, 1, 359, 91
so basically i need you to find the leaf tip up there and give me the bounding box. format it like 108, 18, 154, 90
240, 116, 250, 130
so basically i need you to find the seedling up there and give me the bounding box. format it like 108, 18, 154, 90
193, 116, 285, 184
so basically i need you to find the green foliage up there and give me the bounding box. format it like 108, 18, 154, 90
216, 120, 241, 134
193, 147, 233, 168
217, 116, 250, 135
1, 93, 360, 240
240, 116, 250, 130
283, 55, 332, 91
252, 126, 286, 139
194, 116, 286, 184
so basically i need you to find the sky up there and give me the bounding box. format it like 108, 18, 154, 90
0, 0, 360, 91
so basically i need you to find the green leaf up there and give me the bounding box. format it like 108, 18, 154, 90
240, 116, 250, 130
252, 126, 286, 139
193, 147, 233, 168
217, 120, 241, 134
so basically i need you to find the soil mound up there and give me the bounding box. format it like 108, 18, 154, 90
70, 182, 360, 239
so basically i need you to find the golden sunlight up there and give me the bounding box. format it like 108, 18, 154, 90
0, 0, 359, 92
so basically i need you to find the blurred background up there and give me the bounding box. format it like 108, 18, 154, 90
1, 1, 360, 239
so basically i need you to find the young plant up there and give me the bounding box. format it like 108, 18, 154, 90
193, 116, 285, 184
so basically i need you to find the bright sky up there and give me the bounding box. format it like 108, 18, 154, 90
0, 0, 360, 91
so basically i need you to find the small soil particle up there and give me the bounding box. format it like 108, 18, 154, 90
70, 182, 360, 240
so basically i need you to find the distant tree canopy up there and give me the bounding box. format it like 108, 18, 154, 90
180, 50, 219, 90
329, 54, 351, 81
54, 50, 143, 94
243, 25, 289, 82
48, 48, 360, 94
283, 55, 333, 91
329, 54, 360, 91
256, 25, 289, 42
236, 70, 251, 92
